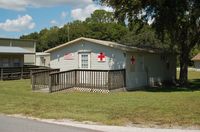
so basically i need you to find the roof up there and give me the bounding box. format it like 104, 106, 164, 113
0, 37, 37, 42
0, 46, 34, 54
45, 37, 159, 53
192, 53, 200, 61
36, 52, 50, 56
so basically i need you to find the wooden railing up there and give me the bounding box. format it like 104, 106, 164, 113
31, 69, 126, 93
50, 70, 76, 92
0, 66, 47, 80
31, 69, 60, 91
108, 69, 126, 89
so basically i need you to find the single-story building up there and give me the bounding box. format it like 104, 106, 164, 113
0, 38, 36, 65
36, 52, 50, 67
45, 37, 176, 90
192, 53, 200, 71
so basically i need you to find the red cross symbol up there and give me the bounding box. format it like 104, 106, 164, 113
98, 52, 106, 62
131, 56, 136, 64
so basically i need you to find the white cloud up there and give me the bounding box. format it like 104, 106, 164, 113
0, 0, 93, 11
0, 15, 35, 32
50, 20, 58, 25
61, 11, 68, 20
71, 4, 113, 21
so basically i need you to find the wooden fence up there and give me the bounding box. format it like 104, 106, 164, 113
31, 69, 60, 91
0, 66, 47, 80
31, 69, 126, 92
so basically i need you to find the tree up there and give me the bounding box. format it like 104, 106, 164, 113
96, 0, 200, 86
120, 23, 170, 50
20, 32, 39, 40
86, 9, 115, 23
20, 10, 128, 51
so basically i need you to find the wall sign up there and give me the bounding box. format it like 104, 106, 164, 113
98, 52, 106, 62
131, 56, 136, 64
64, 53, 74, 60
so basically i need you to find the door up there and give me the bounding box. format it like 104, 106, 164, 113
79, 53, 90, 69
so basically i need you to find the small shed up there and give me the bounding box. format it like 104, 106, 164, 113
45, 37, 176, 90
192, 53, 200, 71
36, 52, 50, 67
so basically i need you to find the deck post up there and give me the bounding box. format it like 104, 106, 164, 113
74, 70, 77, 87
0, 68, 3, 80
31, 73, 35, 90
108, 70, 111, 90
123, 69, 126, 87
30, 70, 32, 84
49, 74, 52, 93
21, 67, 23, 79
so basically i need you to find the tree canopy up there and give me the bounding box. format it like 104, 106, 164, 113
21, 9, 161, 51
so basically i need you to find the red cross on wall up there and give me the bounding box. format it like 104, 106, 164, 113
131, 56, 136, 64
98, 52, 106, 62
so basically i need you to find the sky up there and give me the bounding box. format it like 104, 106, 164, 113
0, 0, 112, 38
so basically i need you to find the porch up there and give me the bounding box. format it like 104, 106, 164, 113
31, 69, 126, 93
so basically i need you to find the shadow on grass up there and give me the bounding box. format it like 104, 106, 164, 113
137, 79, 200, 92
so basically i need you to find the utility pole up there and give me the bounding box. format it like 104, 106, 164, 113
67, 25, 70, 42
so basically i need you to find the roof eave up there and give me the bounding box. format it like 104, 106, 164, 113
0, 52, 35, 54
45, 38, 83, 53
44, 37, 159, 54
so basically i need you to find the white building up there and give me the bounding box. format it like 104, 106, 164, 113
45, 37, 176, 90
192, 53, 200, 71
36, 52, 50, 67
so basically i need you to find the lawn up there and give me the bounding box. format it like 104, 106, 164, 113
0, 71, 200, 127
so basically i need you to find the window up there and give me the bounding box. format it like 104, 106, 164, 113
2, 58, 9, 67
79, 53, 90, 69
81, 54, 89, 69
13, 58, 20, 67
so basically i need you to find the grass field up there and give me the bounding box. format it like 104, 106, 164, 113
0, 71, 199, 127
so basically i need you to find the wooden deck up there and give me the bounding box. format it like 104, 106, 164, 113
31, 69, 126, 93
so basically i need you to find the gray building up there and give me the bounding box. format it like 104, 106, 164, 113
0, 38, 36, 67
45, 37, 176, 90
192, 53, 200, 71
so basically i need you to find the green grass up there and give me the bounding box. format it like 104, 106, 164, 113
0, 71, 200, 127
177, 70, 200, 80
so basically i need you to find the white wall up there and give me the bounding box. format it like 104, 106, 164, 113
50, 41, 126, 71
36, 54, 50, 67
126, 52, 176, 90
125, 52, 147, 89
194, 61, 200, 70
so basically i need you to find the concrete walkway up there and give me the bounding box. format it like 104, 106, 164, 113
4, 115, 200, 132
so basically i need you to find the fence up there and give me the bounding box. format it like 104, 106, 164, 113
31, 69, 126, 92
31, 69, 60, 90
0, 66, 45, 80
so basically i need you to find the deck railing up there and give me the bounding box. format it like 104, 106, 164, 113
0, 66, 47, 80
31, 69, 60, 91
31, 69, 126, 92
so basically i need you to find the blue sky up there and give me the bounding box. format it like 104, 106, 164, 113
0, 0, 111, 38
